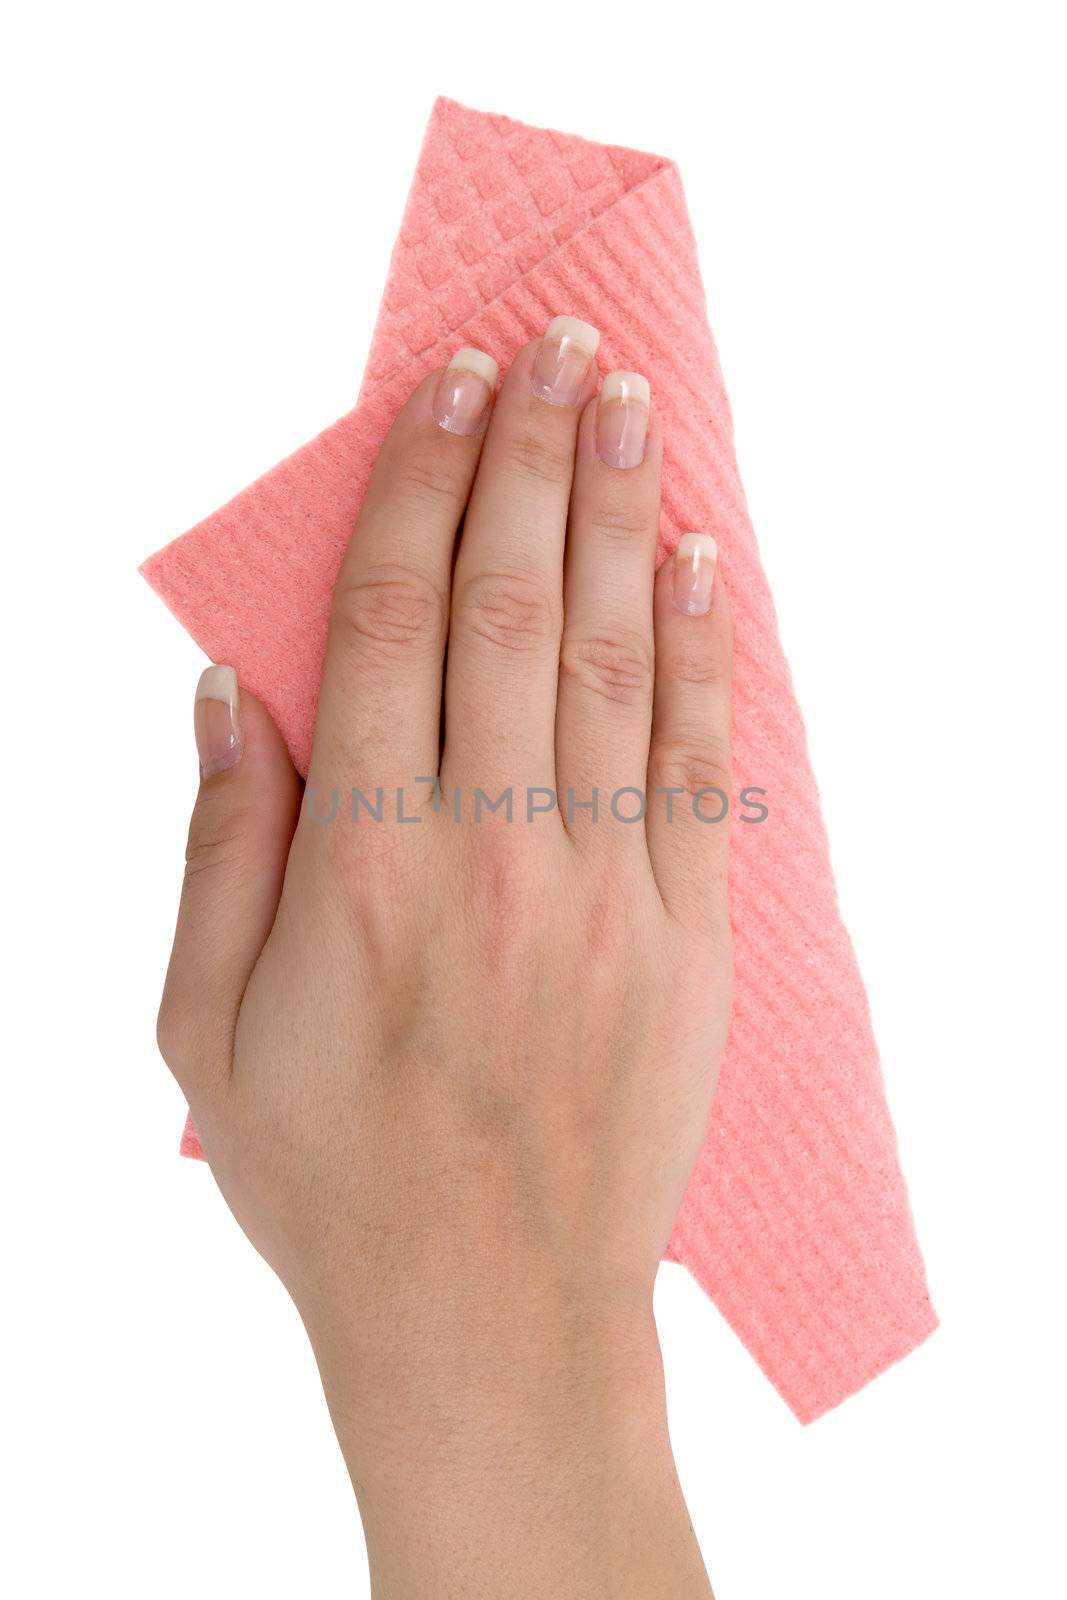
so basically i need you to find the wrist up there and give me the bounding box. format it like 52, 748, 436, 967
312, 1282, 665, 1482
315, 1297, 707, 1597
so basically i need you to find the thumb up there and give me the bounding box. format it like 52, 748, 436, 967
157, 665, 301, 1103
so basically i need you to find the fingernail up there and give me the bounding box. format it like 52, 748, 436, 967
673, 534, 718, 616
432, 347, 499, 435
597, 371, 650, 468
194, 665, 242, 777
531, 315, 600, 407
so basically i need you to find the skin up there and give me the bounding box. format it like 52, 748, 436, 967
158, 332, 732, 1597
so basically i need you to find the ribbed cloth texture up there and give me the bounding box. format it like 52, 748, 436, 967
143, 97, 936, 1422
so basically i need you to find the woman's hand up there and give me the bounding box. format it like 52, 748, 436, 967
158, 318, 731, 1597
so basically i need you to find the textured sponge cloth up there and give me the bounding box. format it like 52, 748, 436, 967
142, 97, 936, 1423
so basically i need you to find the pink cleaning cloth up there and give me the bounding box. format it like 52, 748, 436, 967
142, 97, 936, 1422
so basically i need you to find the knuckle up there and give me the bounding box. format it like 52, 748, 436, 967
466, 836, 544, 967
667, 635, 727, 688
670, 658, 724, 688
477, 843, 533, 929
455, 571, 560, 655
330, 565, 446, 658
156, 985, 228, 1090
154, 996, 182, 1065
184, 794, 253, 882
560, 629, 655, 710
583, 492, 655, 546
650, 741, 731, 802
581, 871, 647, 962
155, 988, 197, 1073
497, 423, 574, 487
382, 436, 470, 513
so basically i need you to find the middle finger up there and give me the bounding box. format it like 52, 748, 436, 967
442, 317, 600, 802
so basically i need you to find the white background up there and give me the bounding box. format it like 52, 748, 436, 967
2, 3, 1064, 1595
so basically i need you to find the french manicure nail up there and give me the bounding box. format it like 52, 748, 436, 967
673, 533, 718, 616
531, 315, 600, 407
597, 370, 650, 468
432, 347, 499, 435
194, 665, 242, 777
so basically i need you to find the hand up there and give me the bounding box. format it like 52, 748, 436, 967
158, 319, 731, 1597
